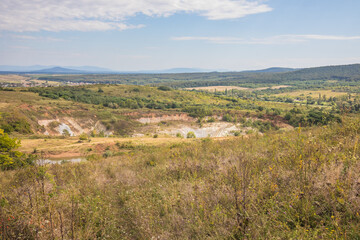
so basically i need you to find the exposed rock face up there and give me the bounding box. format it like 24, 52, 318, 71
137, 114, 195, 124
160, 122, 243, 138
38, 118, 112, 136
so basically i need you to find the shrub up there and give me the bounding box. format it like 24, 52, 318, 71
207, 117, 215, 123
157, 86, 172, 91
48, 121, 61, 129
176, 133, 183, 138
79, 133, 88, 141
222, 114, 233, 122
233, 131, 241, 136
62, 129, 71, 137
103, 150, 113, 158
0, 129, 35, 170
187, 131, 196, 138
183, 106, 212, 119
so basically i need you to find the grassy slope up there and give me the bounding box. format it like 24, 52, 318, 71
1, 86, 299, 137
1, 116, 359, 239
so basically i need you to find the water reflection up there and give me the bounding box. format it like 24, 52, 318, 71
37, 158, 85, 165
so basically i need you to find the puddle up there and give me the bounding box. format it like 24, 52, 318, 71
37, 157, 85, 165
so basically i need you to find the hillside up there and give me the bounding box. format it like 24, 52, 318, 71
276, 64, 360, 81
0, 84, 297, 140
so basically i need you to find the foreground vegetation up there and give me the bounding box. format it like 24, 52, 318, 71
1, 116, 359, 239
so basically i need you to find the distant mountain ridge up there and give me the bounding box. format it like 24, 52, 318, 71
0, 65, 113, 73
242, 67, 297, 73
32, 67, 84, 74
0, 64, 359, 77
133, 68, 220, 74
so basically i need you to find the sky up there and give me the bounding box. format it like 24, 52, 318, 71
0, 0, 360, 71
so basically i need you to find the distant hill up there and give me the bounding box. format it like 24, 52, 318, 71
131, 68, 221, 74
157, 68, 217, 73
32, 63, 360, 87
64, 66, 113, 72
278, 64, 360, 80
0, 65, 114, 73
32, 67, 84, 74
0, 65, 51, 72
242, 67, 297, 73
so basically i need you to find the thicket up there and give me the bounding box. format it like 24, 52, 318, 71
285, 107, 341, 127
29, 86, 184, 110
0, 112, 33, 134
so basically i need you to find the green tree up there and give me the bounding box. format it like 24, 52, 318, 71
0, 128, 34, 170
79, 132, 88, 141
187, 131, 196, 138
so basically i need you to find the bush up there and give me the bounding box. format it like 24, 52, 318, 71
103, 150, 113, 158
176, 133, 183, 138
79, 133, 88, 141
233, 131, 241, 136
207, 117, 215, 123
48, 121, 61, 129
187, 131, 196, 138
0, 129, 35, 170
183, 106, 212, 119
157, 86, 172, 91
222, 114, 233, 122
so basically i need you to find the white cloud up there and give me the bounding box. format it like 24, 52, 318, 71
172, 34, 360, 44
10, 34, 64, 41
291, 35, 360, 41
0, 0, 271, 32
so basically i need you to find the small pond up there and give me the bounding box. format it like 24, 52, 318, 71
37, 157, 86, 165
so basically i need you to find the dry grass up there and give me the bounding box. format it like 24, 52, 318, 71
0, 75, 30, 83
1, 116, 360, 239
19, 136, 194, 158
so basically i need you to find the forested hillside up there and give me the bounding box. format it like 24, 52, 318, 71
32, 64, 360, 88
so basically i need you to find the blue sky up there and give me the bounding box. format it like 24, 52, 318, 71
0, 0, 360, 71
